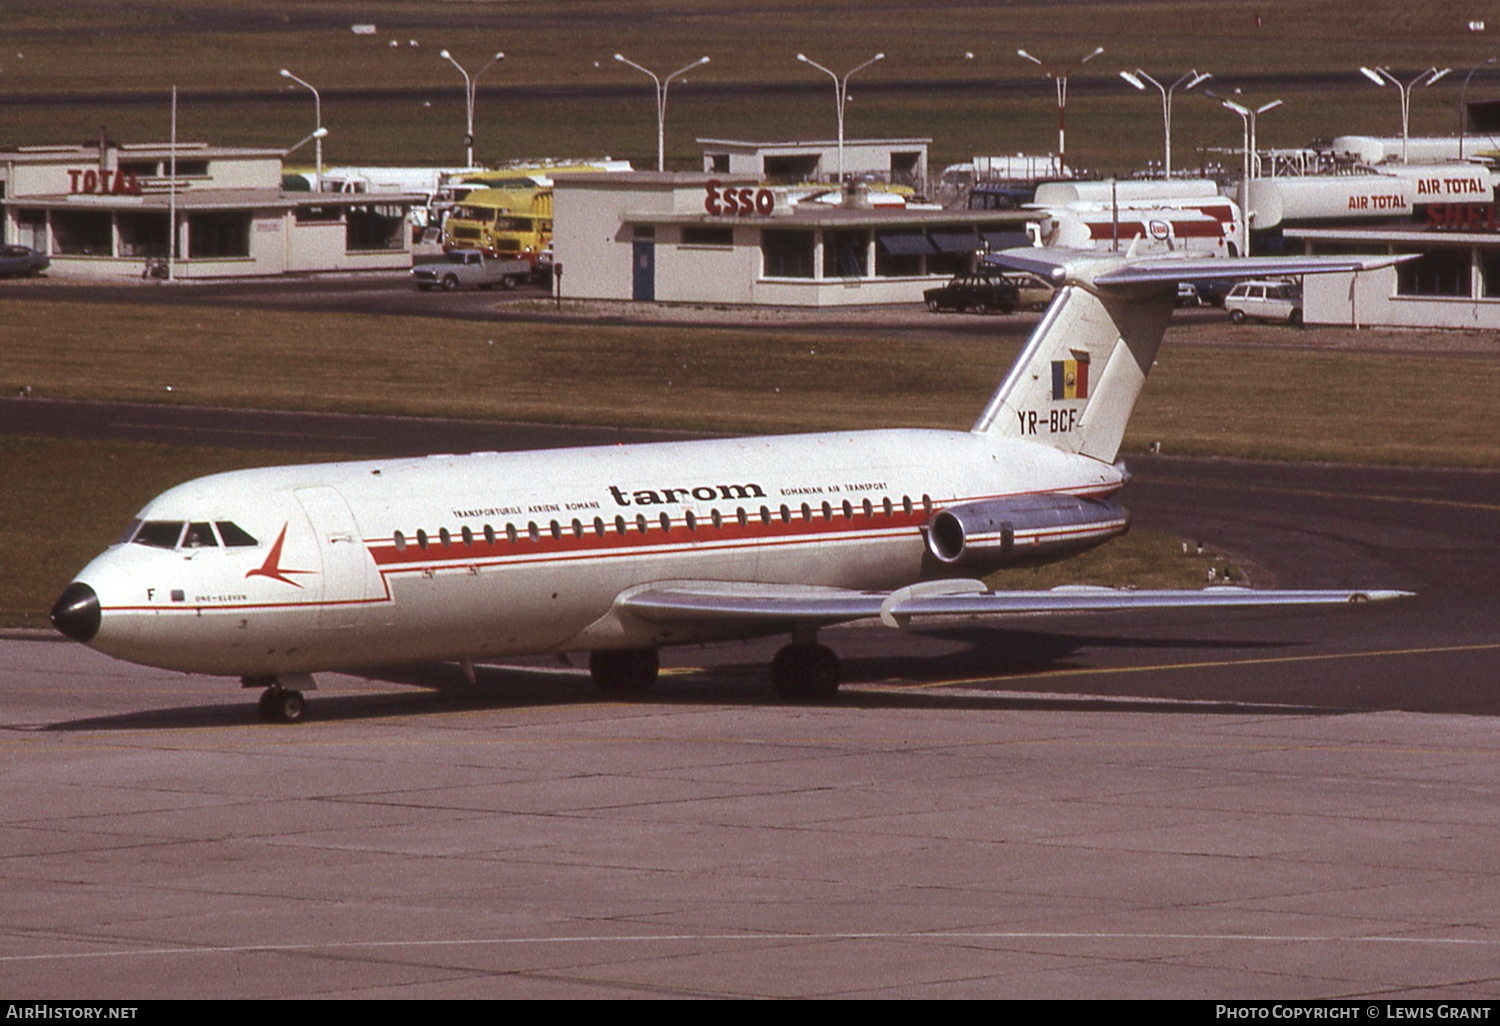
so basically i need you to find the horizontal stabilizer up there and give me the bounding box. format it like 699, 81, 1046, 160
619, 579, 1411, 631
1092, 253, 1418, 286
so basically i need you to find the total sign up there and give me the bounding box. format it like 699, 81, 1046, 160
67, 168, 143, 196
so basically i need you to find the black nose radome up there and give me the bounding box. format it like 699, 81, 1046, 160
51, 583, 101, 643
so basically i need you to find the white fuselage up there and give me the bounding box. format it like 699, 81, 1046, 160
71, 427, 1123, 677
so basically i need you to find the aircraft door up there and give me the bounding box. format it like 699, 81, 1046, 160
295, 486, 383, 629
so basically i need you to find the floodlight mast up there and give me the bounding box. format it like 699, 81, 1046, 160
1359, 65, 1451, 162
1120, 67, 1211, 178
279, 69, 323, 191
1208, 91, 1282, 255
1016, 45, 1103, 174
796, 52, 886, 183
614, 54, 711, 172
1460, 57, 1496, 160
440, 49, 505, 167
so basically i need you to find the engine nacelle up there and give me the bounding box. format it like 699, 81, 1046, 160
927, 494, 1129, 571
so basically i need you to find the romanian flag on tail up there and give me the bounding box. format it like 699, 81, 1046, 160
1051, 355, 1090, 400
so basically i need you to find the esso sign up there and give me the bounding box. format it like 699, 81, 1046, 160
1147, 219, 1172, 240
705, 180, 775, 217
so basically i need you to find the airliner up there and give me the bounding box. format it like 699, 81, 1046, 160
51, 249, 1411, 722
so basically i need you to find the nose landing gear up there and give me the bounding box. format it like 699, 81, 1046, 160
243, 674, 315, 724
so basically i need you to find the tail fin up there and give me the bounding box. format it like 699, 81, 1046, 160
972, 249, 1417, 464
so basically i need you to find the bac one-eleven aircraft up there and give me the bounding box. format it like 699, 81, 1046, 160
52, 249, 1412, 722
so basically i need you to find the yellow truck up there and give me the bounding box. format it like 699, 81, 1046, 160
441, 186, 553, 274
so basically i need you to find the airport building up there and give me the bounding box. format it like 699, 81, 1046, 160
552, 171, 1032, 307
699, 138, 930, 192
0, 139, 422, 278
1232, 140, 1500, 328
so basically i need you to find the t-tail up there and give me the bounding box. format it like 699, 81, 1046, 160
971, 248, 1417, 464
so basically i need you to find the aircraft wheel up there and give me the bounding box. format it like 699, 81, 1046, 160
589, 648, 659, 697
770, 643, 841, 701
259, 687, 306, 724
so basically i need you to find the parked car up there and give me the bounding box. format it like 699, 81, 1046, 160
413, 249, 532, 291
0, 245, 48, 278
998, 271, 1057, 311
923, 273, 1020, 315
1224, 279, 1302, 325
1189, 277, 1235, 307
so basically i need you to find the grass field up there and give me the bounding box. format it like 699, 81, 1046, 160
6, 298, 1500, 465
1, 1, 1496, 171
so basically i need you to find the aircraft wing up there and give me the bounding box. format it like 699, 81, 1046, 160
619, 579, 1411, 630
982, 249, 1417, 288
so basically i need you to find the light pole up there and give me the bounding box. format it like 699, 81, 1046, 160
279, 69, 323, 191
1016, 45, 1103, 174
614, 53, 710, 172
1209, 93, 1281, 255
1359, 65, 1451, 162
440, 49, 505, 167
286, 126, 329, 158
1460, 57, 1496, 160
796, 52, 885, 183
1119, 68, 1211, 178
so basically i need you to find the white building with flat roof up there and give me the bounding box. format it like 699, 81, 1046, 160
553, 171, 1032, 307
1, 139, 420, 278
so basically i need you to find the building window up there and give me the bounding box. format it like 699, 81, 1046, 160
346, 204, 406, 251
1480, 251, 1500, 298
117, 212, 171, 257
823, 229, 869, 278
876, 231, 932, 277
1397, 249, 1472, 298
188, 212, 251, 258
681, 226, 734, 247
761, 230, 815, 278
51, 210, 113, 256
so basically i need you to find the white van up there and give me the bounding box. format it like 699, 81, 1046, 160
1225, 279, 1302, 325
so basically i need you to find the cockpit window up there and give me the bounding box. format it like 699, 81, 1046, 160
182, 522, 218, 548
215, 522, 258, 547
115, 519, 143, 546
132, 521, 185, 549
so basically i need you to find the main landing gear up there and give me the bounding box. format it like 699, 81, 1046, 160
770, 642, 842, 701
589, 647, 659, 697
244, 674, 313, 724
586, 634, 843, 703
